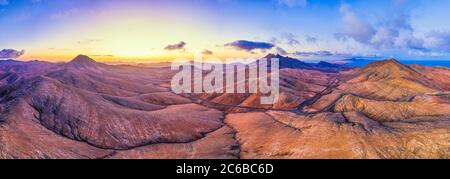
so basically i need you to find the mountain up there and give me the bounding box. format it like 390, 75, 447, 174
65, 54, 106, 69
0, 55, 449, 159
264, 54, 343, 72
344, 57, 371, 62
316, 61, 342, 68
225, 59, 450, 159
0, 59, 56, 86
0, 59, 21, 64
265, 54, 312, 69
304, 59, 450, 120
335, 59, 448, 100
0, 55, 228, 158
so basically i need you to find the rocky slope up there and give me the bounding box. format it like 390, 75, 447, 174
220, 59, 450, 159
226, 111, 449, 159
0, 55, 227, 158
0, 55, 449, 159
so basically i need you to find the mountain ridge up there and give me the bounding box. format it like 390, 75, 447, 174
264, 53, 343, 72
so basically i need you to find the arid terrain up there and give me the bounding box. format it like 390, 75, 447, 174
0, 55, 449, 159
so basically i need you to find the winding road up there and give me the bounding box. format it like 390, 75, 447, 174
185, 77, 342, 115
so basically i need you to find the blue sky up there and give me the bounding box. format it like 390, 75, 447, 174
0, 0, 450, 62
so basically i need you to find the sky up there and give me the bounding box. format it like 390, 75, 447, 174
1, 0, 450, 63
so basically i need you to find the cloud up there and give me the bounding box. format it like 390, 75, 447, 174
282, 33, 300, 46
305, 35, 317, 43
271, 33, 300, 46
393, 0, 407, 5
77, 39, 102, 45
273, 47, 356, 59
276, 0, 307, 7
51, 8, 82, 19
395, 29, 428, 51
292, 50, 379, 59
336, 3, 428, 52
276, 47, 288, 56
427, 31, 450, 52
225, 40, 275, 51
339, 4, 376, 44
164, 41, 186, 51
51, 7, 95, 20
91, 54, 115, 58
202, 49, 213, 55
293, 50, 333, 57
0, 49, 25, 58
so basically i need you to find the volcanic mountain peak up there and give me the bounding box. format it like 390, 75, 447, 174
66, 55, 104, 69
263, 54, 314, 69
69, 55, 97, 64
385, 58, 401, 63
264, 53, 299, 61
345, 58, 426, 84
372, 58, 402, 66
264, 53, 284, 59
263, 54, 343, 72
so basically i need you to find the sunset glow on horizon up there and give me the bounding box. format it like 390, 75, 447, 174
2, 0, 450, 63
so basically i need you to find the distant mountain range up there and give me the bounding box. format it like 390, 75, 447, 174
264, 54, 344, 72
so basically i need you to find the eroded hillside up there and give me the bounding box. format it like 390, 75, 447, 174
0, 55, 449, 159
